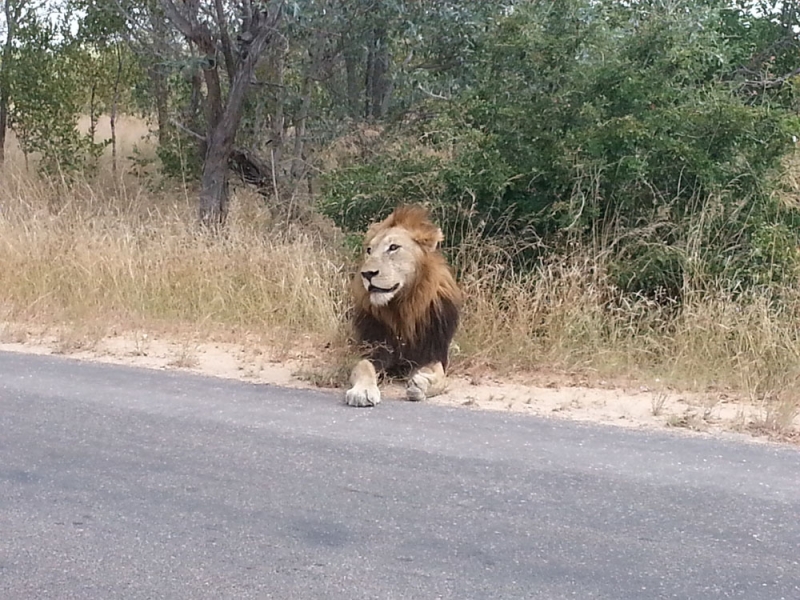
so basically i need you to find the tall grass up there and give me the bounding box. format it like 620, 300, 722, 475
0, 161, 350, 344
456, 246, 800, 388
449, 223, 800, 433
1, 138, 798, 433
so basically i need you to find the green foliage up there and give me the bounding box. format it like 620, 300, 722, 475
8, 15, 106, 174
746, 220, 800, 286
153, 67, 205, 180
156, 130, 203, 180
320, 142, 445, 232
320, 0, 800, 296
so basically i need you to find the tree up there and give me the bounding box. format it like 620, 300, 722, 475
74, 0, 140, 177
7, 9, 105, 174
157, 0, 284, 226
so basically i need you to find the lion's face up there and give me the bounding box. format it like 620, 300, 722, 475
359, 227, 423, 307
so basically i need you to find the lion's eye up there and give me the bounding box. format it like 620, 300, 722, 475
366, 247, 372, 255
387, 244, 400, 252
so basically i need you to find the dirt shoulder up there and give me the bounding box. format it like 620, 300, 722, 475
1, 327, 796, 445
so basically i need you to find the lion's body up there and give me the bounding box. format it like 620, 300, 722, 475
345, 205, 462, 407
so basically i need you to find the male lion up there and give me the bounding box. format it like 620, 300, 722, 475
345, 205, 462, 407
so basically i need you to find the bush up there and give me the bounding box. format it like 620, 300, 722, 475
319, 0, 800, 296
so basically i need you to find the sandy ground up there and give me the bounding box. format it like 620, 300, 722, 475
3, 325, 796, 445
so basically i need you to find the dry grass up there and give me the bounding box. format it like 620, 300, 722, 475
0, 136, 351, 349
0, 203, 350, 345
451, 246, 800, 435
1, 124, 799, 438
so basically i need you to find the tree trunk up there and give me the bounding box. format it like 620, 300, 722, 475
110, 42, 123, 178
199, 132, 231, 226
291, 76, 311, 181
0, 0, 17, 166
151, 68, 170, 146
213, 0, 236, 79
197, 52, 231, 227
344, 39, 361, 119
0, 91, 8, 166
89, 83, 98, 143
364, 32, 375, 120
149, 6, 171, 146
364, 27, 391, 120
269, 43, 286, 194
370, 27, 390, 119
197, 8, 281, 226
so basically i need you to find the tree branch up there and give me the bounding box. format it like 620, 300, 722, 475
214, 0, 237, 78
742, 66, 800, 90
170, 118, 205, 142
158, 0, 197, 42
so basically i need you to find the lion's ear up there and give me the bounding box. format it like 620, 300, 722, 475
416, 227, 444, 252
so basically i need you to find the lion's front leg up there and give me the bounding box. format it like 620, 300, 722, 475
406, 362, 446, 402
345, 359, 381, 407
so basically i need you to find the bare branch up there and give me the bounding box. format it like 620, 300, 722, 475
742, 66, 800, 90
170, 118, 206, 142
417, 82, 449, 101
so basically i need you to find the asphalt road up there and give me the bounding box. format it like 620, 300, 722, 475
1, 351, 799, 600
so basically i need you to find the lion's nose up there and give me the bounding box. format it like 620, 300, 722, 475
361, 270, 379, 282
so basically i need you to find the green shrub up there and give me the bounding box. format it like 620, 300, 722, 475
319, 0, 800, 296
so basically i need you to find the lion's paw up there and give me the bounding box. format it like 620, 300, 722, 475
345, 384, 381, 407
406, 372, 432, 402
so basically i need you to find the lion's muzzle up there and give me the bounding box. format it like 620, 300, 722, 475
361, 270, 400, 295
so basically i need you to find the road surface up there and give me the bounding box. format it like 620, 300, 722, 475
1, 351, 799, 599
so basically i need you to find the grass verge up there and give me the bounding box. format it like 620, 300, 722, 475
1, 153, 798, 439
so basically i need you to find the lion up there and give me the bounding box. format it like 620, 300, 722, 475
345, 205, 462, 407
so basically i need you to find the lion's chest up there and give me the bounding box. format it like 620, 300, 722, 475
354, 298, 459, 375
